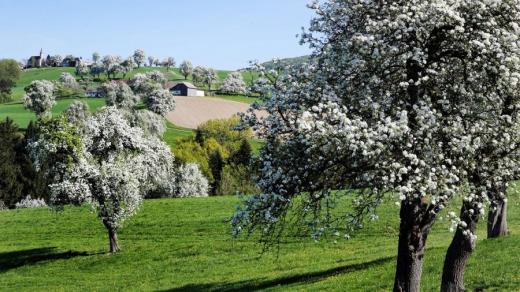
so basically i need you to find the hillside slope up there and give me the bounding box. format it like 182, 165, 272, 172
8, 67, 255, 102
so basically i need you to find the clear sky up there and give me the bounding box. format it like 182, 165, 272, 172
0, 0, 314, 70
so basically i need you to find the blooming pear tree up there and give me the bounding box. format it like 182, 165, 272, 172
23, 80, 56, 118
221, 72, 247, 95
92, 52, 100, 64
199, 67, 218, 92
25, 116, 83, 206
133, 49, 146, 68
121, 57, 136, 79
102, 55, 123, 79
249, 77, 271, 98
128, 71, 167, 98
50, 107, 176, 253
64, 101, 90, 130
144, 88, 175, 116
163, 57, 175, 71
148, 56, 155, 67
59, 72, 78, 88
174, 163, 209, 198
233, 1, 520, 291
180, 60, 193, 80
50, 55, 63, 66
134, 110, 166, 137
102, 81, 139, 110
75, 62, 90, 80
146, 70, 166, 84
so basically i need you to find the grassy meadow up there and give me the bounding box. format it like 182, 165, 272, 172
0, 98, 106, 129
0, 191, 519, 291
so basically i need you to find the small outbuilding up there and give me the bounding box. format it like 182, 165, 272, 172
168, 82, 205, 97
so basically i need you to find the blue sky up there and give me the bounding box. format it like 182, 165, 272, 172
0, 0, 314, 70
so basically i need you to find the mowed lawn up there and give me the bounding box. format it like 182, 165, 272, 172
0, 192, 519, 291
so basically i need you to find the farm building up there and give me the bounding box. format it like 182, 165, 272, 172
168, 82, 205, 97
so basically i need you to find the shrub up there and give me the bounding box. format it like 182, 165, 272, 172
217, 164, 259, 196
174, 138, 212, 181
15, 196, 47, 209
195, 116, 252, 152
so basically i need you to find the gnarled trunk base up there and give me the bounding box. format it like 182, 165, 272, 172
441, 202, 478, 292
487, 198, 508, 238
393, 203, 432, 292
103, 220, 120, 253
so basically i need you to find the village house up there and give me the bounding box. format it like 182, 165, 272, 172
26, 49, 45, 68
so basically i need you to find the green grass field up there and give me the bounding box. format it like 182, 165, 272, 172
11, 68, 77, 101
0, 192, 519, 291
211, 94, 259, 104
163, 122, 195, 149
0, 98, 106, 129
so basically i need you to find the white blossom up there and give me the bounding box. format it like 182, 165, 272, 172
174, 163, 209, 198
23, 80, 56, 118
221, 72, 247, 94
15, 196, 47, 209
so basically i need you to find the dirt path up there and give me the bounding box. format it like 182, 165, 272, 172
166, 96, 264, 129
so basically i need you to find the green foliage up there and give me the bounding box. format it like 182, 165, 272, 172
195, 116, 252, 152
0, 59, 21, 103
176, 117, 256, 195
229, 139, 252, 166
217, 164, 259, 195
0, 118, 25, 207
173, 138, 212, 181
0, 118, 44, 207
209, 150, 224, 194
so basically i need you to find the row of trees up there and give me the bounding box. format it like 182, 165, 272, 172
89, 50, 250, 95
233, 1, 520, 291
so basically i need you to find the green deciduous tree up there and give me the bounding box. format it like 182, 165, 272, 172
0, 59, 21, 103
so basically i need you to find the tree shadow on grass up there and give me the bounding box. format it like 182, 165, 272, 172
0, 247, 93, 273
164, 256, 394, 292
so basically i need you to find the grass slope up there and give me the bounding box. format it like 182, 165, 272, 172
0, 98, 105, 129
0, 192, 519, 291
10, 67, 257, 101
11, 68, 76, 101
163, 122, 195, 148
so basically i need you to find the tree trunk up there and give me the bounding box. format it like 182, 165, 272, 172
393, 203, 431, 292
441, 202, 478, 292
487, 193, 508, 238
103, 221, 120, 253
